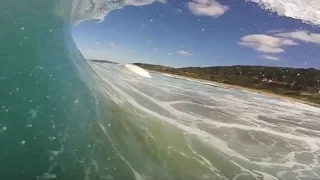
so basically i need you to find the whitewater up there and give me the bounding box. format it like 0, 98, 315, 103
90, 62, 320, 179
1, 0, 320, 180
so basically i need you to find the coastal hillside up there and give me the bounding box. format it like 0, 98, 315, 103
134, 63, 320, 105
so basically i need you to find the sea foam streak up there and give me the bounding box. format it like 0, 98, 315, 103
90, 62, 320, 180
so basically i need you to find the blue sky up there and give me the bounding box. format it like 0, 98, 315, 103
72, 0, 320, 68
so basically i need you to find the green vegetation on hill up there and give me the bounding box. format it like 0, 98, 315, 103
134, 63, 320, 105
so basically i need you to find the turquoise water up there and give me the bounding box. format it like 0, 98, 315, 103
0, 0, 121, 179
1, 0, 320, 180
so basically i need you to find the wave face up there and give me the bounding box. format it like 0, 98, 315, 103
90, 62, 320, 180
1, 0, 320, 180
0, 0, 158, 179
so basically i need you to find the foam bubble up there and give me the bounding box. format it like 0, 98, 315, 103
21, 140, 26, 145
30, 109, 37, 119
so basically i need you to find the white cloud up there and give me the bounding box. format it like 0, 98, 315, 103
275, 30, 320, 44
153, 48, 158, 51
260, 55, 279, 61
188, 0, 229, 17
239, 34, 298, 53
249, 0, 320, 26
176, 50, 193, 56
168, 53, 173, 56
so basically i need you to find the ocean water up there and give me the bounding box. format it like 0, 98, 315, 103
1, 0, 320, 180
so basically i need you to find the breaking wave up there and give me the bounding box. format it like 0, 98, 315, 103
0, 0, 320, 180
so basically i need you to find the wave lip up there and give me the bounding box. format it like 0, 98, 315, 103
70, 0, 166, 25
124, 64, 152, 78
250, 0, 320, 26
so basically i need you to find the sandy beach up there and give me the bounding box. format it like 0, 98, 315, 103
151, 71, 320, 108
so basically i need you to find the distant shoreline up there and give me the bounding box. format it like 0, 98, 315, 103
149, 70, 320, 108
89, 60, 320, 107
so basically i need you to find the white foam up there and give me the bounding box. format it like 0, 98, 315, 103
124, 64, 152, 78
250, 0, 320, 26
90, 63, 320, 179
70, 0, 166, 25
252, 170, 279, 180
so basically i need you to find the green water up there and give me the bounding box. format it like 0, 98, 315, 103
1, 0, 120, 179
0, 1, 217, 179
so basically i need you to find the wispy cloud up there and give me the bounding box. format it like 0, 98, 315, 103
260, 55, 279, 61
275, 30, 320, 44
176, 9, 183, 13
109, 41, 122, 48
239, 34, 298, 54
146, 39, 152, 45
176, 50, 193, 56
249, 0, 320, 26
168, 53, 173, 56
153, 48, 158, 51
188, 0, 229, 17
